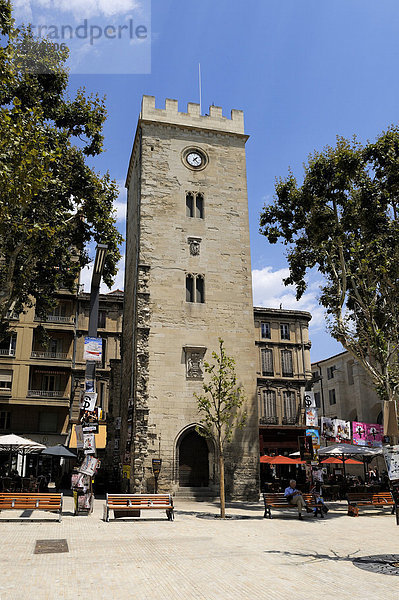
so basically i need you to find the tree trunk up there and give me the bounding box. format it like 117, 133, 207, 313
219, 449, 225, 519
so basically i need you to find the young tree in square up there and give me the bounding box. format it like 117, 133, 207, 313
0, 1, 122, 338
195, 339, 247, 518
259, 131, 399, 429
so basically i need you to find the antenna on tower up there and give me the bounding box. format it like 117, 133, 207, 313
199, 63, 202, 115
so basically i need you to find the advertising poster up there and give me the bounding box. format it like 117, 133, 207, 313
80, 391, 97, 412
321, 417, 335, 439
306, 407, 318, 427
334, 419, 351, 442
353, 422, 383, 446
75, 425, 84, 449
83, 337, 103, 362
303, 392, 316, 409
365, 423, 383, 447
122, 464, 131, 479
382, 445, 399, 481
353, 421, 367, 445
83, 433, 96, 455
79, 455, 100, 476
306, 428, 320, 449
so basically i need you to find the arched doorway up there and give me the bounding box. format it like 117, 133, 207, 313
178, 429, 209, 487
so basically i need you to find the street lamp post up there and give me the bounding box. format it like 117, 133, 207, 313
74, 244, 108, 515
85, 244, 108, 388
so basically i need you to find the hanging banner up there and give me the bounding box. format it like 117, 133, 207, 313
306, 407, 318, 427
334, 419, 351, 442
80, 391, 97, 412
303, 391, 316, 409
83, 433, 96, 455
382, 445, 399, 481
79, 456, 100, 476
321, 417, 335, 439
306, 428, 320, 450
353, 422, 383, 447
83, 337, 103, 362
365, 423, 383, 447
75, 425, 84, 449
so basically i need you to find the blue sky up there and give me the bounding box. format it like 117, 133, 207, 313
15, 1, 399, 361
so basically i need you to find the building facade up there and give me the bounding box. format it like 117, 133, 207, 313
120, 96, 259, 499
0, 288, 123, 450
254, 307, 312, 455
311, 351, 383, 424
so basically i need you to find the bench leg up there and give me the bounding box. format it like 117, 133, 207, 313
167, 509, 174, 521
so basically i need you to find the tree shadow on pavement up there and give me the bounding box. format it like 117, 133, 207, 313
264, 548, 362, 565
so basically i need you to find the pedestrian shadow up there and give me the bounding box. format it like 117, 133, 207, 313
264, 548, 362, 565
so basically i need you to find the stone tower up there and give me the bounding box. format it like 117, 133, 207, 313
120, 96, 259, 499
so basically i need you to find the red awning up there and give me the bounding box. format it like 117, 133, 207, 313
267, 455, 305, 465
321, 457, 363, 465
260, 455, 272, 463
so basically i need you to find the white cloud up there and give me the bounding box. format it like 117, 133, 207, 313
30, 1, 140, 18
114, 181, 127, 223
80, 254, 125, 293
252, 266, 326, 331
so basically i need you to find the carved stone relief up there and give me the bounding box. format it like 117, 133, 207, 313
188, 237, 201, 256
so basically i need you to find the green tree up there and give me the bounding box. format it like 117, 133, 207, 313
0, 2, 122, 335
195, 339, 247, 518
259, 131, 399, 420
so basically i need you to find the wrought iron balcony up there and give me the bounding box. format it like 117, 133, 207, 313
31, 351, 68, 360
27, 390, 67, 398
34, 315, 74, 324
259, 416, 279, 425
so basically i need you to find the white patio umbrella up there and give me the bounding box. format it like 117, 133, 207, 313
0, 434, 46, 453
318, 443, 381, 456
0, 434, 46, 476
318, 443, 382, 479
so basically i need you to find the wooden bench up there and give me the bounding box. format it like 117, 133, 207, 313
263, 492, 324, 519
0, 493, 63, 522
104, 493, 174, 522
346, 492, 395, 516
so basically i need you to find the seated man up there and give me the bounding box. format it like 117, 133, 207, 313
284, 479, 307, 520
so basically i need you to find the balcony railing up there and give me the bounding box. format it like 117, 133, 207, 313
259, 415, 303, 426
0, 349, 15, 356
28, 390, 67, 398
31, 351, 68, 360
259, 416, 278, 425
34, 315, 74, 324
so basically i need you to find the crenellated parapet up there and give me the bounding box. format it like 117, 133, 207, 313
140, 95, 245, 135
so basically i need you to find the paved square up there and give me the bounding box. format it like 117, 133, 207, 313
0, 496, 397, 599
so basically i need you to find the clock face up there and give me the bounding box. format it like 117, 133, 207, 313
186, 152, 203, 167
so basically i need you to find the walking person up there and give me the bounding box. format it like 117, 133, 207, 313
284, 479, 307, 520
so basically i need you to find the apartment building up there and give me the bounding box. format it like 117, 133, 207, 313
311, 351, 382, 424
254, 307, 313, 455
0, 288, 123, 447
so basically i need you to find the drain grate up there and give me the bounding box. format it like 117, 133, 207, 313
353, 554, 399, 576
34, 539, 69, 554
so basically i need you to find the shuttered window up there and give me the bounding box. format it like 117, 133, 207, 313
283, 391, 296, 424
261, 349, 274, 376
281, 350, 293, 376
262, 390, 277, 423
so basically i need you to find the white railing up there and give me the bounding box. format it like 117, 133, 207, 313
31, 351, 68, 360
27, 390, 66, 398
0, 349, 15, 356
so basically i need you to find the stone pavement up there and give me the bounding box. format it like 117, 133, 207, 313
0, 495, 397, 600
